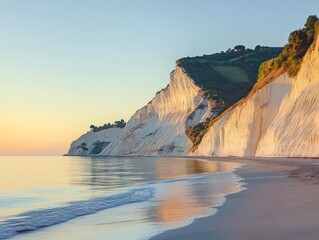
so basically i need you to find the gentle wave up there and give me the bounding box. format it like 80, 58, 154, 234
0, 188, 154, 239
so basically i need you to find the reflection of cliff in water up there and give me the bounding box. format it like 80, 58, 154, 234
68, 157, 157, 190
68, 157, 239, 192
66, 156, 241, 227
155, 158, 238, 180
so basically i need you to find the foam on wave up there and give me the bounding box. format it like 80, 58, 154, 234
0, 187, 154, 239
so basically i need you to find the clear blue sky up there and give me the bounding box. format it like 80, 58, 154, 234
0, 0, 318, 155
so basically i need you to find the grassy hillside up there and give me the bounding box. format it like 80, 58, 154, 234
177, 46, 282, 107
213, 66, 249, 83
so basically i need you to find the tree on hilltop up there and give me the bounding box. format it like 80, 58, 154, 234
305, 15, 318, 29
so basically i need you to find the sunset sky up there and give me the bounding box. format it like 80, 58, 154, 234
1, 0, 318, 155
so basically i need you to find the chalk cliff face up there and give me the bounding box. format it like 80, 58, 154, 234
68, 67, 213, 156
68, 32, 319, 158
68, 128, 123, 156
195, 36, 319, 157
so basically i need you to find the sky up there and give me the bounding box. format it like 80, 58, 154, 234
0, 0, 318, 155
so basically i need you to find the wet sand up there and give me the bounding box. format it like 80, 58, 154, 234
150, 157, 319, 240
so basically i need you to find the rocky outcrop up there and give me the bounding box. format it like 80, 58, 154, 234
67, 128, 123, 156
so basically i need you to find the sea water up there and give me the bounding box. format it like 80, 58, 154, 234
0, 156, 245, 240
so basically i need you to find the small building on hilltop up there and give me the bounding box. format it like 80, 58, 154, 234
234, 45, 246, 52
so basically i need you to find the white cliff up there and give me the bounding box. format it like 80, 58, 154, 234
68, 67, 213, 156
195, 36, 319, 157
67, 128, 123, 156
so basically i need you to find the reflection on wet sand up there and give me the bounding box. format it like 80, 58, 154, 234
153, 183, 208, 225
152, 160, 241, 227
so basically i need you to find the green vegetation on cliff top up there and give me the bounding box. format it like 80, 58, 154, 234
177, 46, 282, 107
90, 119, 126, 132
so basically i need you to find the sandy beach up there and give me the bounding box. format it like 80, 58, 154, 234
151, 157, 319, 240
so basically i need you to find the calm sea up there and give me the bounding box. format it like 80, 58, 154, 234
0, 156, 244, 240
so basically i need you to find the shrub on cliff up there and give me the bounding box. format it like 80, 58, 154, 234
90, 119, 126, 132
186, 119, 211, 147
258, 15, 319, 80
90, 141, 110, 154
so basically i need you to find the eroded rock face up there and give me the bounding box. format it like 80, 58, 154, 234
68, 67, 213, 156
67, 128, 123, 156
196, 37, 319, 157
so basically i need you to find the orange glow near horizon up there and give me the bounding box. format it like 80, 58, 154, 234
0, 101, 133, 155
0, 113, 90, 156
0, 135, 70, 156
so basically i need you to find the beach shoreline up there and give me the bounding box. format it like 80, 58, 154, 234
150, 156, 319, 240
